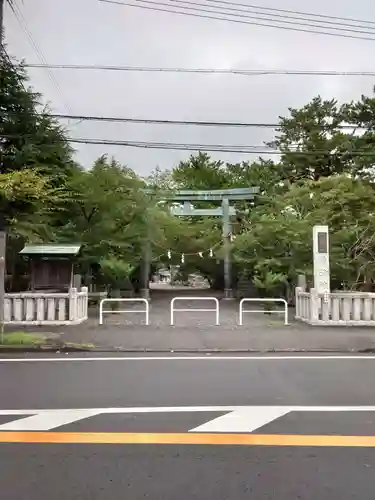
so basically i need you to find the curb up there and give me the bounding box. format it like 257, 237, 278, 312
1, 346, 374, 354
0, 345, 95, 353
109, 348, 375, 353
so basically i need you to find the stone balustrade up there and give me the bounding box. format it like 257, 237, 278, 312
295, 287, 375, 326
4, 287, 88, 325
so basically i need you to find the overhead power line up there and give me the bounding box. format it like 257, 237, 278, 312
186, 0, 375, 26
70, 138, 276, 151
22, 64, 375, 77
9, 0, 73, 113
99, 0, 375, 41
164, 0, 375, 34
70, 138, 375, 155
39, 113, 363, 130
54, 137, 375, 155
2, 132, 374, 155
3, 110, 368, 130
187, 0, 375, 31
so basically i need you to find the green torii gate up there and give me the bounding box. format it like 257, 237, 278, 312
142, 187, 259, 299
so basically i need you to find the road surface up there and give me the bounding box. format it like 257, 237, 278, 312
1, 353, 375, 499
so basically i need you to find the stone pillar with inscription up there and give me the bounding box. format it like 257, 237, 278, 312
313, 225, 330, 295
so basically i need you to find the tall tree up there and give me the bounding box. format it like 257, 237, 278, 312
172, 152, 229, 190
0, 52, 79, 292
55, 156, 165, 282
0, 53, 80, 232
0, 53, 78, 182
341, 88, 375, 179
269, 96, 375, 182
234, 175, 375, 291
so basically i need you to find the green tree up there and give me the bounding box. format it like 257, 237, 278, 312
0, 51, 81, 290
233, 175, 375, 292
0, 168, 67, 237
341, 89, 375, 179
145, 166, 174, 191
55, 156, 170, 287
0, 53, 78, 180
1, 53, 79, 232
224, 159, 282, 194
269, 96, 375, 182
172, 152, 229, 190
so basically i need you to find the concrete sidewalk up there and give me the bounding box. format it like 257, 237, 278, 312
20, 292, 375, 352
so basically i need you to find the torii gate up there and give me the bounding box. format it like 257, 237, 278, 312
142, 187, 259, 299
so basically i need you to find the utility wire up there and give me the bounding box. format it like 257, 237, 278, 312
188, 0, 375, 27
4, 133, 373, 155
26, 113, 363, 130
3, 110, 366, 129
9, 0, 73, 113
2, 132, 374, 154
22, 64, 375, 77
99, 0, 375, 41
70, 138, 272, 151
165, 0, 375, 34
189, 0, 375, 31
65, 138, 375, 154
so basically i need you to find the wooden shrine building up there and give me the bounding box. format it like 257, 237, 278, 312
19, 244, 81, 292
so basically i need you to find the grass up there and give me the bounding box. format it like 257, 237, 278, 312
0, 333, 95, 349
63, 342, 96, 350
0, 332, 46, 346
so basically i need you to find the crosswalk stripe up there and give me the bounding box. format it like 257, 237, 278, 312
189, 407, 290, 433
0, 410, 99, 431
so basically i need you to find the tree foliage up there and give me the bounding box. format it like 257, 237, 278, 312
0, 54, 77, 180
228, 89, 375, 292
269, 94, 375, 182
0, 53, 77, 237
0, 169, 65, 237
234, 175, 375, 291
55, 156, 156, 274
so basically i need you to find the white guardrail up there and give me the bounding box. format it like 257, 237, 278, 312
99, 298, 149, 325
239, 298, 289, 326
170, 297, 220, 326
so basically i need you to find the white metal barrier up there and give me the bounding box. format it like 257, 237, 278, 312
170, 297, 220, 326
99, 298, 149, 325
239, 298, 289, 326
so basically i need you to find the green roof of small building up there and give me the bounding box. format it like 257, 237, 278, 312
19, 244, 81, 256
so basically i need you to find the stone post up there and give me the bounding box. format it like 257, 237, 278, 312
69, 287, 78, 322
295, 286, 302, 318
297, 274, 306, 291
81, 286, 88, 321
309, 288, 320, 324
73, 274, 82, 291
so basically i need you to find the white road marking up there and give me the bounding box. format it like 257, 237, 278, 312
1, 406, 375, 415
189, 407, 290, 433
0, 356, 374, 362
0, 406, 374, 431
0, 410, 99, 431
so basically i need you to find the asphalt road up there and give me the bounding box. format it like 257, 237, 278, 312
1, 354, 375, 499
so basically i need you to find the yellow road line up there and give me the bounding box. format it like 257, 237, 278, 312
0, 432, 375, 446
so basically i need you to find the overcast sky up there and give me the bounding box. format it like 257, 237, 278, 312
4, 0, 375, 175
